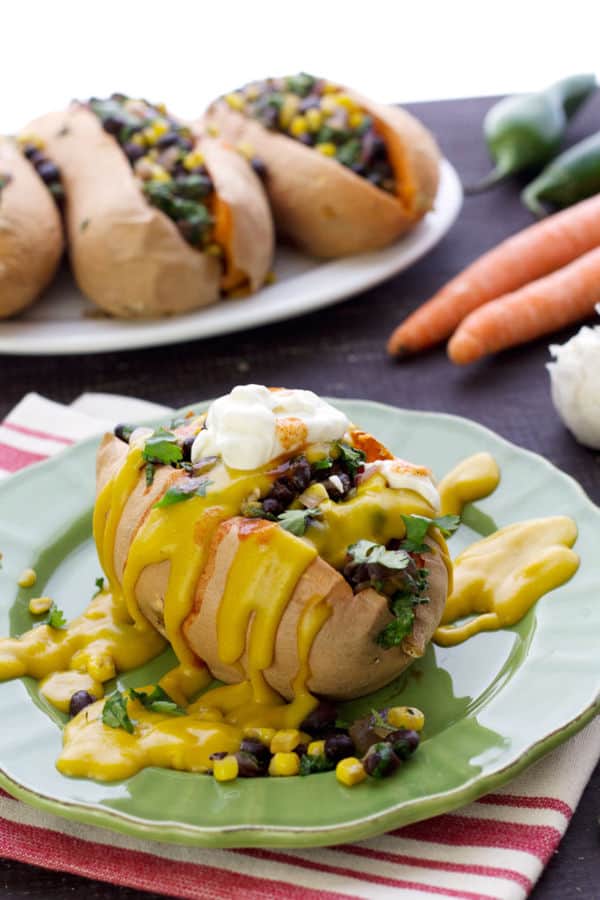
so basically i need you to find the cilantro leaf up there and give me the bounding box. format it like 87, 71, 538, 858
335, 441, 366, 478
312, 457, 333, 472
145, 462, 155, 487
102, 691, 134, 733
299, 753, 334, 776
347, 539, 411, 571
153, 477, 212, 509
277, 506, 322, 536
47, 604, 67, 629
399, 514, 461, 553
93, 576, 105, 597
129, 685, 186, 716
377, 597, 416, 649
370, 708, 394, 732
142, 428, 183, 466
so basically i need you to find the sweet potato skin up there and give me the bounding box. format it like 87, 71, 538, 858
97, 434, 448, 700
200, 91, 440, 258
26, 108, 222, 318
203, 138, 274, 291
0, 137, 63, 318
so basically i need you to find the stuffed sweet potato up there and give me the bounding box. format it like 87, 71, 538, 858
26, 95, 274, 317
201, 73, 440, 257
0, 136, 63, 318
95, 386, 451, 702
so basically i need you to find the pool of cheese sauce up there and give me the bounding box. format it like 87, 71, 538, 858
0, 447, 579, 781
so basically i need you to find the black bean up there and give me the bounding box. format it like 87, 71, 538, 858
299, 95, 321, 113
102, 116, 124, 135
181, 435, 195, 462
69, 690, 96, 717
288, 457, 311, 492
300, 700, 338, 734
385, 728, 420, 760
262, 497, 284, 517
235, 751, 264, 777
36, 160, 61, 184
240, 739, 271, 769
362, 742, 401, 778
324, 734, 355, 762
114, 423, 134, 443
23, 144, 42, 162
323, 471, 351, 501
209, 751, 228, 761
269, 480, 295, 506
123, 142, 145, 162
293, 742, 308, 757
156, 131, 180, 150
179, 136, 194, 152
250, 157, 267, 179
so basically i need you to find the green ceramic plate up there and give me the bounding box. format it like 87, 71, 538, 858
0, 399, 599, 849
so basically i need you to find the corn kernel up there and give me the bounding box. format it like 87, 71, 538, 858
269, 752, 300, 776
336, 94, 359, 112
270, 729, 308, 753
305, 108, 323, 132
18, 568, 37, 589
18, 133, 45, 150
236, 140, 255, 160
348, 110, 365, 129
321, 81, 340, 94
28, 596, 52, 615
387, 706, 425, 732
225, 92, 245, 111
213, 754, 239, 782
320, 96, 338, 116
130, 132, 147, 147
279, 94, 300, 129
244, 84, 260, 101
289, 115, 308, 137
336, 757, 367, 786
243, 726, 276, 746
155, 102, 167, 115
86, 654, 116, 683
307, 740, 326, 757
183, 150, 205, 171
151, 119, 169, 138
316, 142, 337, 157
142, 127, 159, 146
149, 165, 171, 183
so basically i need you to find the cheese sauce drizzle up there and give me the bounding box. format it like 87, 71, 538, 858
0, 410, 580, 781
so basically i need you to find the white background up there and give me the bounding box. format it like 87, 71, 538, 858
2, 0, 599, 132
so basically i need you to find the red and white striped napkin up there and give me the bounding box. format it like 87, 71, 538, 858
1, 392, 599, 900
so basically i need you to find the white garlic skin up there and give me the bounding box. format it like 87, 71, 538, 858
547, 323, 600, 449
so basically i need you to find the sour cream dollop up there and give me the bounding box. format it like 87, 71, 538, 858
547, 320, 600, 449
365, 459, 440, 511
191, 384, 350, 470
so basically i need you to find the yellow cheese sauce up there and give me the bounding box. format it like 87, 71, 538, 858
438, 452, 500, 517
434, 516, 579, 646
0, 435, 581, 782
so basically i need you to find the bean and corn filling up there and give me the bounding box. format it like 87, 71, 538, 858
17, 135, 65, 207
87, 94, 220, 254
223, 72, 396, 193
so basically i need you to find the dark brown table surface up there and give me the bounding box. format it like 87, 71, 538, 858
2, 94, 600, 898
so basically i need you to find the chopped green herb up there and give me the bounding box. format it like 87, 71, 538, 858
142, 427, 183, 466
93, 576, 105, 597
312, 457, 333, 472
335, 441, 366, 477
370, 708, 392, 731
277, 506, 322, 536
299, 753, 334, 776
129, 685, 185, 716
153, 477, 212, 509
47, 604, 67, 630
145, 462, 155, 487
102, 691, 134, 733
399, 514, 460, 553
347, 539, 411, 571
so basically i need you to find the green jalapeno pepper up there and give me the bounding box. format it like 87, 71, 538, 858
522, 131, 600, 216
467, 73, 597, 194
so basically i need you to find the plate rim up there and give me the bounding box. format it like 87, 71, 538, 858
0, 159, 462, 356
0, 401, 598, 848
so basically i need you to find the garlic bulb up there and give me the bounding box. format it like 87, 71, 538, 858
547, 310, 600, 449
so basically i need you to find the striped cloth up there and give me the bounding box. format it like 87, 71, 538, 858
1, 392, 599, 900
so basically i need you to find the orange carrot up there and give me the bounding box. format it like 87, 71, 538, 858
447, 245, 600, 365
387, 192, 600, 357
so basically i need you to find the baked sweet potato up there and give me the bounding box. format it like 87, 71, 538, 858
0, 137, 63, 318
26, 99, 273, 317
201, 75, 440, 257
